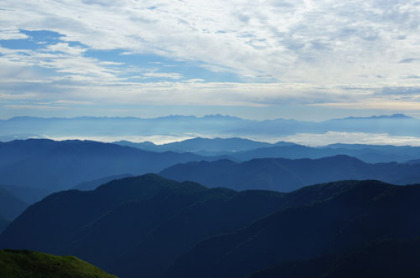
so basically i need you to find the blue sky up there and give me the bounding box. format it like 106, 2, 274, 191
1, 0, 420, 120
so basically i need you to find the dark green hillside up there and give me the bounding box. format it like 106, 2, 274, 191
166, 181, 420, 278
249, 238, 420, 278
0, 249, 116, 278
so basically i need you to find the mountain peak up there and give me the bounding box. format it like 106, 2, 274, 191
341, 113, 413, 120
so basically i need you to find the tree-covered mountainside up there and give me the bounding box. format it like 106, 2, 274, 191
0, 249, 116, 278
160, 155, 420, 192
2, 175, 420, 278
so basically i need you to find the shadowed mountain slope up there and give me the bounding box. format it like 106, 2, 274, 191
249, 238, 420, 278
166, 180, 420, 278
2, 176, 420, 278
0, 217, 9, 234
0, 174, 368, 278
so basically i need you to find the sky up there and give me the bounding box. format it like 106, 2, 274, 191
1, 0, 420, 120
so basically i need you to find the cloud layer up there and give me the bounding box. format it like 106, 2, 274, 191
1, 0, 420, 118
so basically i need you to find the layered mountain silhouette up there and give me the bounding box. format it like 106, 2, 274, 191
2, 175, 420, 277
0, 139, 203, 200
229, 143, 420, 163
0, 186, 27, 223
71, 174, 132, 191
0, 249, 116, 277
160, 155, 420, 192
115, 137, 275, 156
0, 184, 49, 205
166, 180, 420, 278
116, 137, 420, 163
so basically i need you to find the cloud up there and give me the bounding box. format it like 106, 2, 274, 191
5, 104, 65, 110
1, 0, 420, 118
277, 131, 420, 146
1, 0, 419, 81
399, 58, 420, 63
142, 72, 183, 80
0, 29, 29, 40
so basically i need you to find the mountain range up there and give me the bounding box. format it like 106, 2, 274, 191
160, 155, 420, 192
1, 114, 420, 141
116, 137, 420, 163
2, 175, 420, 277
3, 137, 420, 246
0, 139, 204, 202
1, 137, 420, 208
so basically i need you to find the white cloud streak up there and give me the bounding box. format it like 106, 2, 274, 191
277, 131, 420, 147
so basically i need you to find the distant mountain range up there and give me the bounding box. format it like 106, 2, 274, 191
115, 137, 276, 156
160, 155, 420, 192
1, 113, 420, 140
117, 137, 420, 163
1, 137, 420, 209
2, 136, 420, 233
2, 175, 420, 278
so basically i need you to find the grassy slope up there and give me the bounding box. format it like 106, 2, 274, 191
0, 249, 117, 278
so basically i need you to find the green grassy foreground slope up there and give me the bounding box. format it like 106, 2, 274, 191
0, 249, 117, 278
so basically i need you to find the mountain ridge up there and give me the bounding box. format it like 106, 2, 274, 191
159, 155, 420, 192
2, 175, 420, 277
